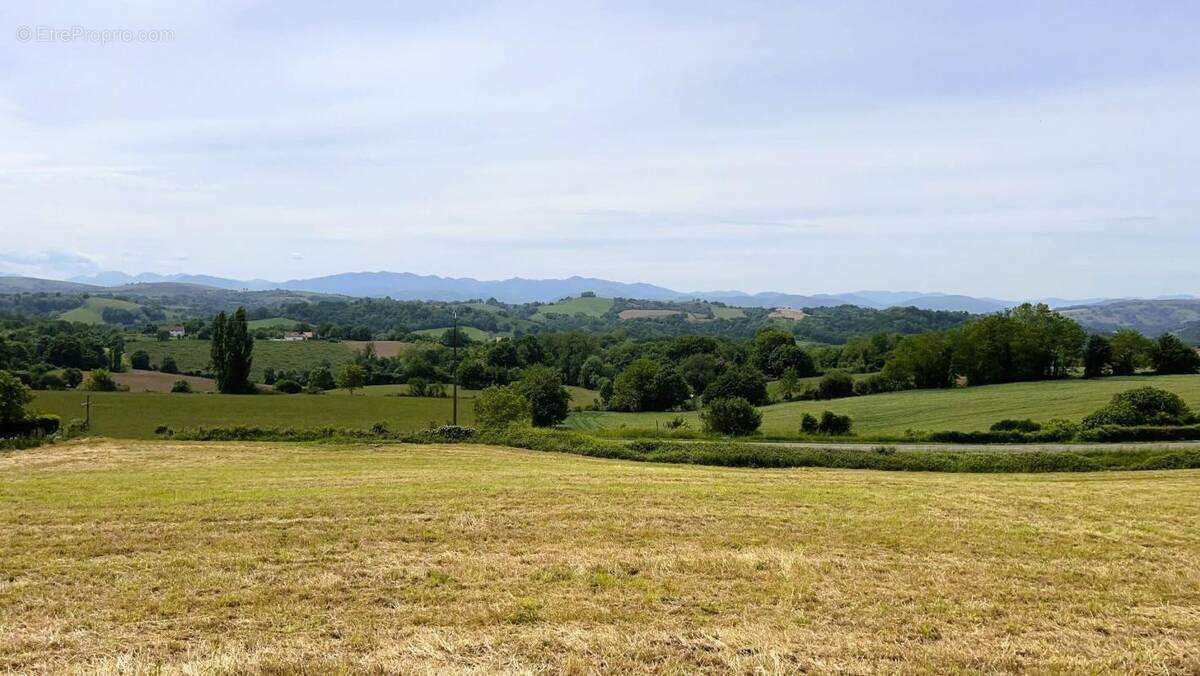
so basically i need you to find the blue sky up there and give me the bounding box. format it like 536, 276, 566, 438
1, 1, 1197, 297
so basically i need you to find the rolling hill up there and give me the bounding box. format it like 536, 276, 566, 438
1058, 299, 1200, 339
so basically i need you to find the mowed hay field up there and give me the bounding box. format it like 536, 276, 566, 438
1, 441, 1198, 673
568, 375, 1200, 436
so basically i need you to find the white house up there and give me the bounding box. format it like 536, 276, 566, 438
163, 325, 186, 339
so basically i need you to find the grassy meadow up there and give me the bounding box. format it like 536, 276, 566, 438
1, 440, 1197, 672
31, 387, 601, 439
56, 297, 144, 324
533, 296, 615, 318
411, 326, 495, 341
567, 374, 1200, 437
126, 337, 360, 381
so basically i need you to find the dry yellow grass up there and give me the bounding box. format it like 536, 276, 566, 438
2, 440, 1199, 674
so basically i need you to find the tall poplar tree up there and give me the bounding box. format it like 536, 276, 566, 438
210, 308, 254, 393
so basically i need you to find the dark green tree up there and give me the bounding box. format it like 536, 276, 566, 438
210, 308, 255, 394
1152, 334, 1200, 375
1083, 334, 1112, 378
517, 365, 571, 427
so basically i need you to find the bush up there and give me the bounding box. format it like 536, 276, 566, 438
800, 413, 819, 434
130, 350, 151, 370
170, 379, 193, 393
407, 377, 430, 397
474, 385, 532, 429
817, 411, 853, 435
990, 419, 1042, 433
430, 425, 476, 441
62, 367, 83, 389
82, 369, 121, 392
159, 356, 179, 374
1081, 387, 1194, 429
817, 371, 856, 400
699, 397, 762, 436
274, 379, 303, 394
0, 414, 61, 438
1076, 424, 1200, 443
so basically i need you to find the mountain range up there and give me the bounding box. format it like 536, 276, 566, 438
57, 270, 1195, 313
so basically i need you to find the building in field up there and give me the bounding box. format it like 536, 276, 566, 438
280, 331, 314, 342
162, 325, 186, 339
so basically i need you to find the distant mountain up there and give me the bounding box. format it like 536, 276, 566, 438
1058, 299, 1200, 340
47, 269, 1194, 317
267, 272, 682, 303
71, 271, 277, 291
0, 276, 100, 293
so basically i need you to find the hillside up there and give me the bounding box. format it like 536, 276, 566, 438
1059, 299, 1200, 339
566, 374, 1200, 437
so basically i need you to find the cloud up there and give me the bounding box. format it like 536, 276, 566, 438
0, 250, 102, 278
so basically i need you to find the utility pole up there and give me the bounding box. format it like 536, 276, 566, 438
451, 309, 459, 426
82, 395, 91, 430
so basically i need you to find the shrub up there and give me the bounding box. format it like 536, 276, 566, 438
37, 373, 66, 390
274, 379, 303, 394
159, 356, 179, 374
170, 379, 193, 393
82, 369, 121, 392
62, 367, 83, 389
801, 413, 819, 434
699, 397, 762, 436
1081, 387, 1194, 429
130, 350, 151, 370
817, 411, 853, 435
474, 385, 532, 429
817, 371, 856, 400
990, 419, 1041, 433
432, 425, 476, 441
0, 414, 61, 438
407, 377, 430, 397
1076, 424, 1200, 443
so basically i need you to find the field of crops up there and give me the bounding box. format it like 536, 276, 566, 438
567, 374, 1200, 436
2, 440, 1196, 672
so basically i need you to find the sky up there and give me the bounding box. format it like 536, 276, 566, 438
1, 1, 1198, 297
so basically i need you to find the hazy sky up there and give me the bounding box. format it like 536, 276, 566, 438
1, 1, 1197, 297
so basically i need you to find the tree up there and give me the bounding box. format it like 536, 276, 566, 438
749, 327, 797, 376
777, 368, 801, 401
0, 370, 33, 423
170, 379, 193, 393
881, 332, 955, 389
700, 397, 762, 436
337, 364, 367, 395
701, 365, 769, 406
130, 350, 151, 370
108, 336, 125, 372
159, 355, 179, 374
1083, 334, 1112, 378
610, 358, 661, 412
156, 329, 171, 342
680, 352, 722, 396
83, 368, 119, 392
474, 385, 532, 429
210, 308, 254, 394
455, 359, 491, 390
1151, 334, 1200, 375
767, 344, 817, 378
308, 364, 336, 390
1110, 330, 1153, 375
274, 379, 302, 394
517, 365, 571, 427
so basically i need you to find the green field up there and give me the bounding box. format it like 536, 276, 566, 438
710, 305, 746, 319
567, 375, 1200, 436
533, 296, 615, 318
411, 326, 494, 341
2, 440, 1197, 672
126, 337, 357, 380
57, 297, 144, 324
247, 316, 300, 329
31, 385, 600, 438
